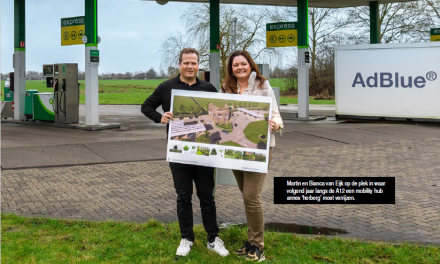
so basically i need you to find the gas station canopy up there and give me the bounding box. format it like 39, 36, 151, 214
144, 0, 417, 8
10, 0, 420, 125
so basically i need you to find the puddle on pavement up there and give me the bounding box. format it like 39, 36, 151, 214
220, 222, 348, 236
265, 223, 348, 235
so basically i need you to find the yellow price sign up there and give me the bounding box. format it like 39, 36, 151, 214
267, 22, 298, 48
431, 36, 440, 42
61, 16, 85, 46
431, 28, 440, 42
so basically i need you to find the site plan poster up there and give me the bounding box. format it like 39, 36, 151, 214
167, 90, 273, 173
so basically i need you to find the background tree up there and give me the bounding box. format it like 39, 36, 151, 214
146, 67, 158, 79
134, 71, 146, 79
270, 66, 288, 78
186, 105, 194, 114
158, 69, 166, 79
308, 8, 351, 81
271, 7, 350, 90
160, 4, 281, 79
26, 71, 42, 80
167, 66, 179, 78
426, 0, 440, 20
179, 104, 186, 113
160, 33, 190, 71
346, 1, 432, 43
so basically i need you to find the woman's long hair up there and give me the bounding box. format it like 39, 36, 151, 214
221, 50, 266, 94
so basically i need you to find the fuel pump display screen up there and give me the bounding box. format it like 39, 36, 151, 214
43, 65, 54, 77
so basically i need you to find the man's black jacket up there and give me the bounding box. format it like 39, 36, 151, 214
141, 75, 217, 131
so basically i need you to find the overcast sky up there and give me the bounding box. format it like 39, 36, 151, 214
1, 0, 192, 74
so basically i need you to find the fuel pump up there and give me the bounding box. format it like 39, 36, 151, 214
257, 63, 280, 106
52, 63, 79, 123
257, 64, 270, 80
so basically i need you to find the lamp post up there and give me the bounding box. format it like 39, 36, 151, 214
232, 17, 237, 51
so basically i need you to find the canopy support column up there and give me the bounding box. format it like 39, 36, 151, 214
14, 0, 26, 120
369, 1, 380, 44
297, 0, 309, 119
209, 0, 220, 91
85, 0, 99, 125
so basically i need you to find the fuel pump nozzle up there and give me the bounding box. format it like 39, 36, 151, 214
52, 79, 59, 114
60, 79, 66, 113
53, 79, 58, 91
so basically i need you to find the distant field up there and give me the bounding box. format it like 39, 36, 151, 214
269, 78, 288, 90
0, 80, 160, 104
79, 79, 166, 88
0, 79, 334, 105
280, 97, 335, 105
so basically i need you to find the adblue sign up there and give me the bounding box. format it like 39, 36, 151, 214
352, 71, 437, 88
335, 42, 440, 121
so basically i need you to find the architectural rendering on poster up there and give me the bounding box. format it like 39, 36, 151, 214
171, 95, 270, 149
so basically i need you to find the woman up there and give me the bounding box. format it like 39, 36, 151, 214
221, 50, 283, 262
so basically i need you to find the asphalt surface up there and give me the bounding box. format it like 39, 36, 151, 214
2, 104, 440, 245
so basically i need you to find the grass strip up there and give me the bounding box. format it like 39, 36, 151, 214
243, 120, 268, 145
220, 141, 243, 147
1, 80, 335, 105
2, 214, 439, 263
280, 97, 335, 105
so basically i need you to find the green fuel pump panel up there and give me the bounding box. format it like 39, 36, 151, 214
25, 89, 39, 119
4, 89, 14, 102
4, 77, 13, 102
33, 93, 55, 121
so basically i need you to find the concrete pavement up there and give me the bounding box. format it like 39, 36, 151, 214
2, 104, 440, 245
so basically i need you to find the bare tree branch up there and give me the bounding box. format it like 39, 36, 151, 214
160, 4, 282, 79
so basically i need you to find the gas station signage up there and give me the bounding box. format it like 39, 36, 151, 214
431, 28, 440, 42
266, 22, 298, 48
61, 16, 85, 46
335, 43, 440, 121
90, 50, 100, 63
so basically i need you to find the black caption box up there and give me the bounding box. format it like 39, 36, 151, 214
274, 177, 395, 204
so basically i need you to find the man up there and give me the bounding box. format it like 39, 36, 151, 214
141, 48, 229, 257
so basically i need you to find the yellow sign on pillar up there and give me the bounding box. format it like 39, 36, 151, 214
431, 28, 440, 42
266, 22, 298, 48
61, 16, 85, 46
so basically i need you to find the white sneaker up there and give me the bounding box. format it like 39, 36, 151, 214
176, 238, 193, 256
207, 237, 229, 257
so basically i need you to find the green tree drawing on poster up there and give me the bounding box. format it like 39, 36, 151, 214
180, 104, 186, 113
187, 105, 194, 114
